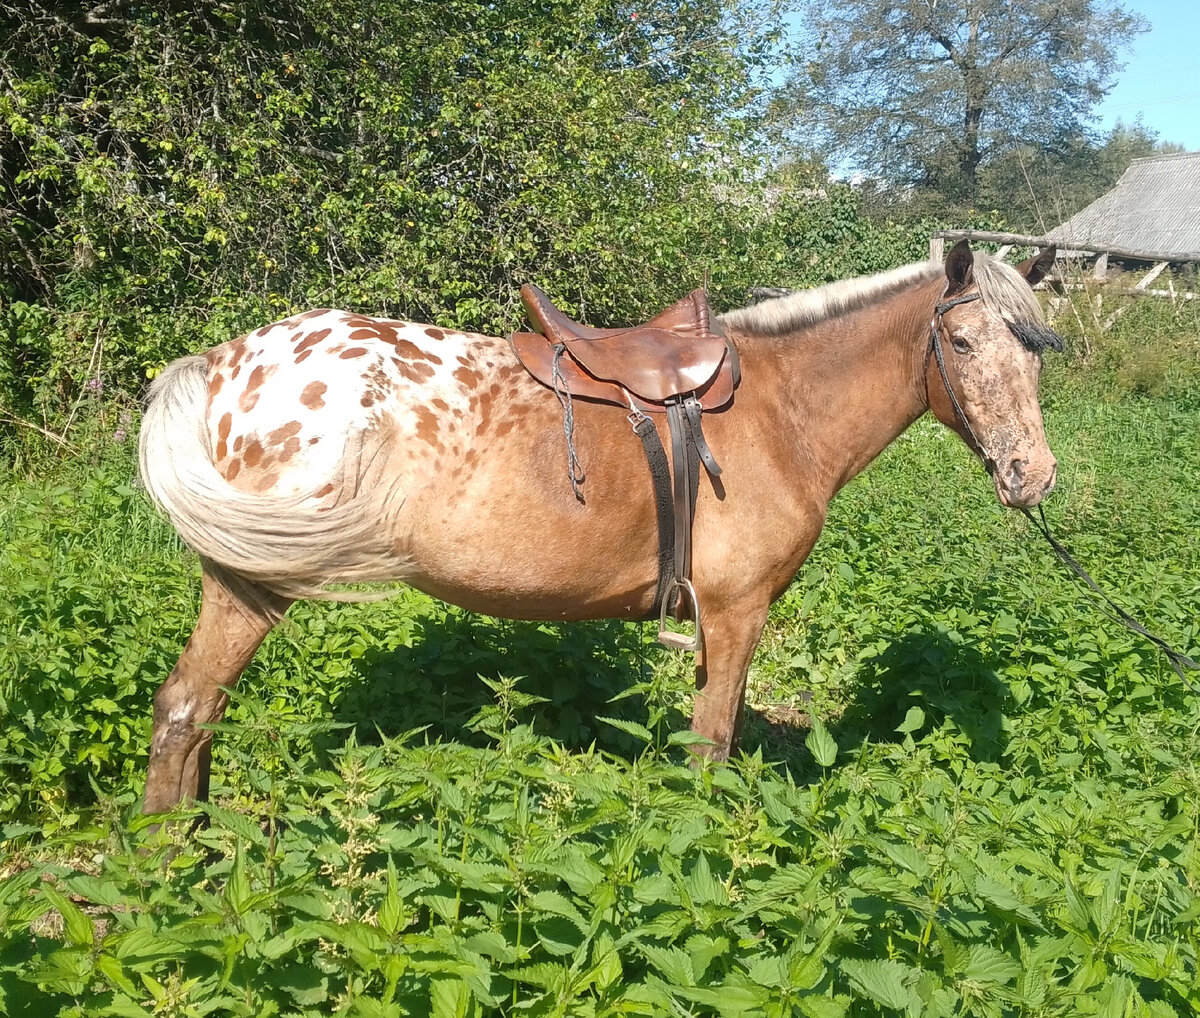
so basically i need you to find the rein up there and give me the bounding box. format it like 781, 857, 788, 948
928, 294, 1199, 685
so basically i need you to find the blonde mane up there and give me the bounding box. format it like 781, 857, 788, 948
719, 253, 1048, 336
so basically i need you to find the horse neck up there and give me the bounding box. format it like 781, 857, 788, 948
736, 277, 937, 499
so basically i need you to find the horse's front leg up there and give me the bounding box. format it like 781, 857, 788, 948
143, 568, 290, 813
689, 598, 771, 760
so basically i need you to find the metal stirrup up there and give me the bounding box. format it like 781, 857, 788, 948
658, 578, 701, 652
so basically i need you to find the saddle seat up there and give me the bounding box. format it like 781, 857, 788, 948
510, 284, 737, 410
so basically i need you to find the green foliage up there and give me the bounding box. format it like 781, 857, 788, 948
2, 383, 1198, 1015
1044, 275, 1200, 401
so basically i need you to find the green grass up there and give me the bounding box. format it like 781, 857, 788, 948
1, 382, 1198, 1016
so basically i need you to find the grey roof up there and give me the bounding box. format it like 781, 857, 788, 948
1045, 152, 1200, 261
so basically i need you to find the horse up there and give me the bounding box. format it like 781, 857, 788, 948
137, 239, 1060, 812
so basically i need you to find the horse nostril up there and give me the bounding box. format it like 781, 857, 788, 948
1005, 458, 1027, 486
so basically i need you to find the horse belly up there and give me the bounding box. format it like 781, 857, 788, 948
397, 398, 664, 620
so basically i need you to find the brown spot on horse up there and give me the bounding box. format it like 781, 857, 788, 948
395, 360, 435, 384
278, 436, 302, 462
294, 329, 331, 356
395, 339, 443, 364
226, 337, 249, 365
243, 439, 264, 467
425, 327, 445, 340
239, 365, 271, 413
215, 412, 232, 460
339, 347, 368, 359
268, 421, 302, 446
300, 381, 327, 409
454, 366, 481, 388
414, 405, 442, 450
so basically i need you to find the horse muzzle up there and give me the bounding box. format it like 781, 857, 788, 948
995, 455, 1057, 508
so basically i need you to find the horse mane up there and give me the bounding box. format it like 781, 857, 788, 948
720, 252, 1059, 351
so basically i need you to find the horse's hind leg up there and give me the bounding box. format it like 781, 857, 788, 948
143, 566, 290, 813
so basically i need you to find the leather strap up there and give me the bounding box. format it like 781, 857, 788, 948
630, 413, 676, 616
666, 401, 694, 592
682, 396, 721, 478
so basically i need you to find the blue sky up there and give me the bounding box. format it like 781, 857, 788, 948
1093, 0, 1200, 149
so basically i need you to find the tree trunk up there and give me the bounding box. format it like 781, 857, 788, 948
961, 99, 983, 196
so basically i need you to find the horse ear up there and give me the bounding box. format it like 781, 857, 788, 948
944, 239, 974, 292
1015, 245, 1056, 287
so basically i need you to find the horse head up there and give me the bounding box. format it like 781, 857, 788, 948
925, 239, 1061, 508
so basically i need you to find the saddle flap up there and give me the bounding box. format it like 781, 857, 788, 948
565, 327, 727, 402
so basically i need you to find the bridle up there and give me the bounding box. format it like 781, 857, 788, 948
926, 290, 995, 476
925, 288, 1198, 683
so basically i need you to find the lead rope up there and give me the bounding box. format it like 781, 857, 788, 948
929, 295, 1198, 685
1020, 505, 1198, 685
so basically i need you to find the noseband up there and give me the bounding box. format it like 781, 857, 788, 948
927, 291, 995, 476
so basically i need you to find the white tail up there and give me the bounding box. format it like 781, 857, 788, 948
138, 355, 410, 601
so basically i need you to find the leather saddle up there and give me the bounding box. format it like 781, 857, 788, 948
510, 284, 738, 411
509, 285, 740, 654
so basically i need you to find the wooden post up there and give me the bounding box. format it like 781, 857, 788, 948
929, 237, 944, 262
1135, 261, 1169, 290
1092, 252, 1109, 280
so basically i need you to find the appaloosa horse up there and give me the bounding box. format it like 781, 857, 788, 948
138, 240, 1060, 811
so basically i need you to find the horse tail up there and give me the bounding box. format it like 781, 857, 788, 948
138, 354, 408, 602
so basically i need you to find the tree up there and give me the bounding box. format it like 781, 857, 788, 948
977, 119, 1187, 230
785, 0, 1147, 204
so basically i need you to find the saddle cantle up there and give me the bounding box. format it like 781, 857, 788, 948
510, 284, 738, 411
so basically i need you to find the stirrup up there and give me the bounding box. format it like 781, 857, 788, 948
658, 579, 702, 652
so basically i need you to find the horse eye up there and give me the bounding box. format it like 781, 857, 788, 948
951, 336, 971, 354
